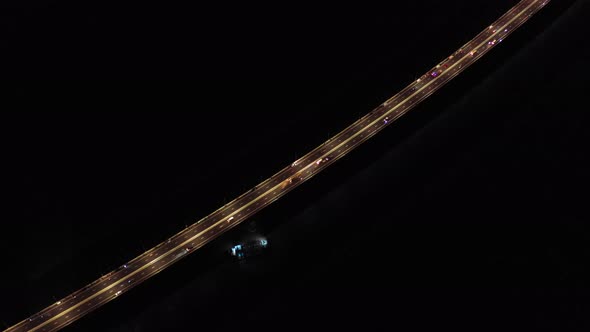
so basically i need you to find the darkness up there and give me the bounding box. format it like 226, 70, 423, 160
1, 0, 589, 331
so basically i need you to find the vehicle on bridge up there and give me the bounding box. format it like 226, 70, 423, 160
315, 157, 330, 165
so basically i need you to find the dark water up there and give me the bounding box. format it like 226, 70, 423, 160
1, 0, 588, 330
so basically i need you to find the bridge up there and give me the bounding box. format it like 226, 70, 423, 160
4, 0, 551, 330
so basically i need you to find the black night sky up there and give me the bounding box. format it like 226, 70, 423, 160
2, 0, 589, 331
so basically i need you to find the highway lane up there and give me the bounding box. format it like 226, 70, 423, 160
4, 1, 551, 331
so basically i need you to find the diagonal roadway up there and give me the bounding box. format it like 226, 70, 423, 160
4, 0, 551, 331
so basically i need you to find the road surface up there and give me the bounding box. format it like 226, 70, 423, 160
4, 0, 551, 330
